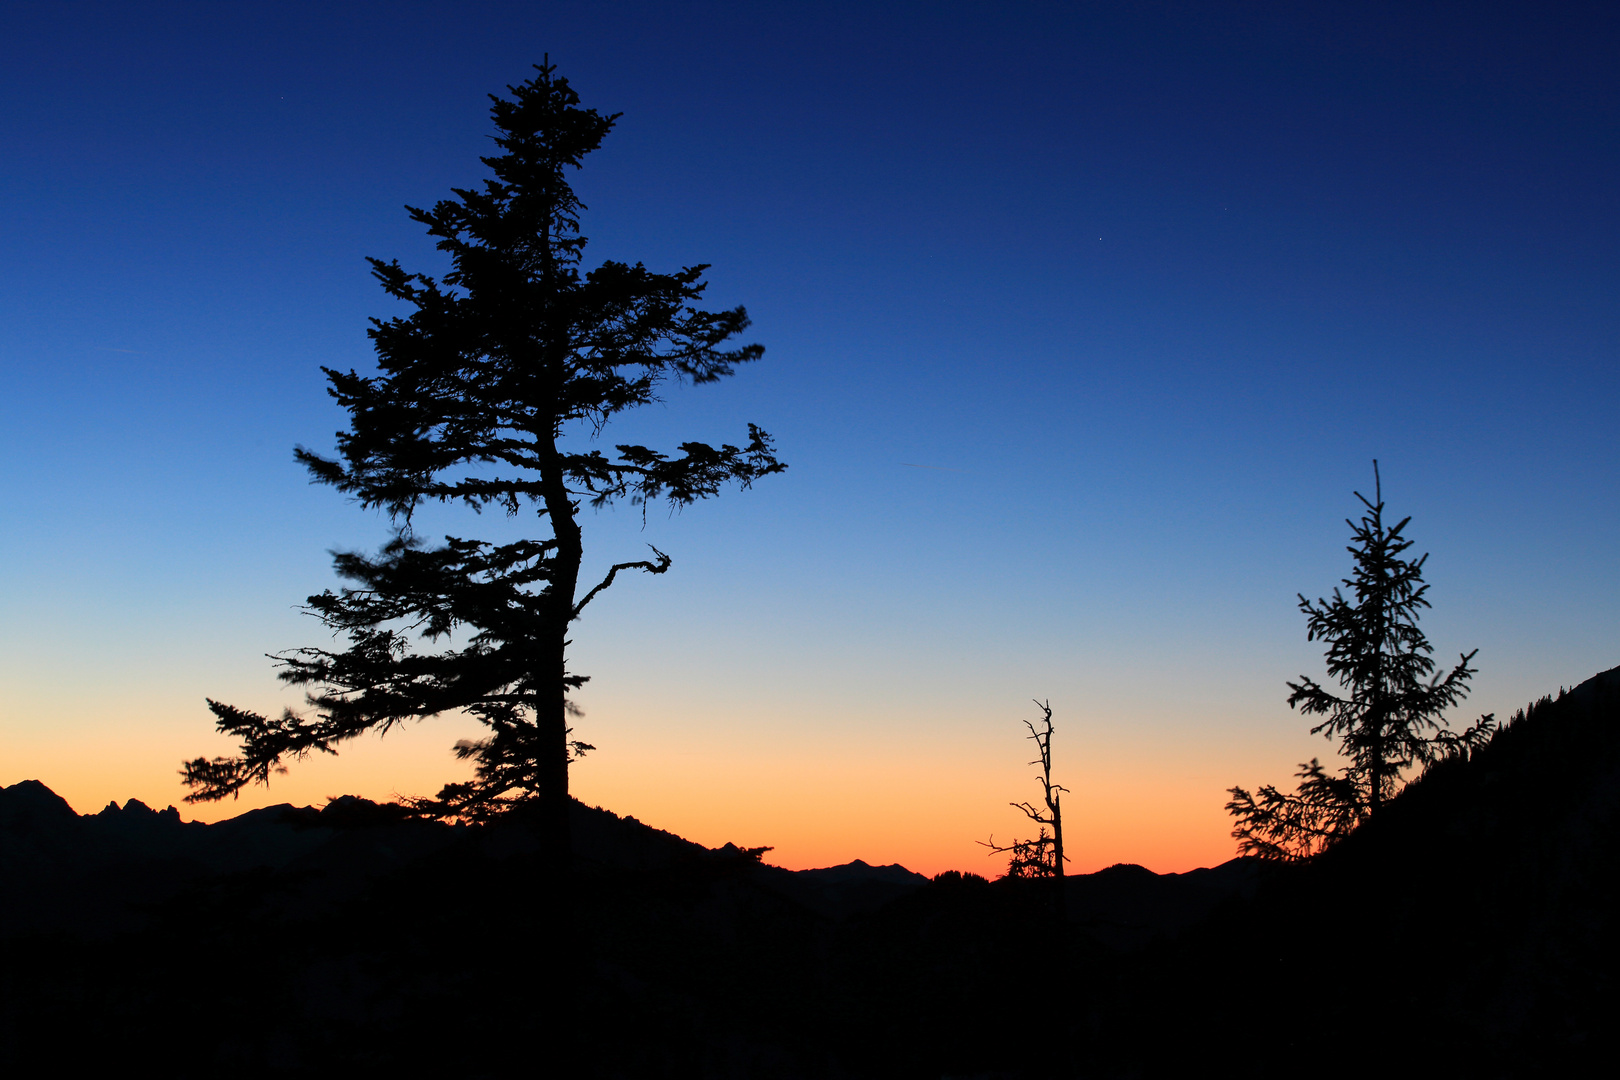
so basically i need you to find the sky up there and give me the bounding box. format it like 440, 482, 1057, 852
2, 1, 1617, 876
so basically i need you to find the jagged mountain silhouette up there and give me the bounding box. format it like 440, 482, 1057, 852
0, 781, 1250, 941
0, 785, 935, 933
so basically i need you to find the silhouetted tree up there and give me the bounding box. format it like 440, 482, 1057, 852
181, 62, 784, 857
982, 700, 1069, 911
1228, 463, 1493, 859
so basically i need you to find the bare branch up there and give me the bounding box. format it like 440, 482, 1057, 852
572, 545, 672, 618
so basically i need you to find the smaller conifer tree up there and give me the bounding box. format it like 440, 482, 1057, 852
1228, 463, 1495, 860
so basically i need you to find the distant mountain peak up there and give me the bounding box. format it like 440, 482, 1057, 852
0, 779, 79, 826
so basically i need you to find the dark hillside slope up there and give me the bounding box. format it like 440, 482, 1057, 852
1114, 665, 1620, 1076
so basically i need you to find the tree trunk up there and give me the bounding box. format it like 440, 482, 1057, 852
538, 431, 583, 866
1051, 794, 1067, 922
539, 633, 572, 862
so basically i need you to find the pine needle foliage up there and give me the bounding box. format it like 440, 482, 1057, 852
181, 63, 785, 847
1228, 463, 1494, 860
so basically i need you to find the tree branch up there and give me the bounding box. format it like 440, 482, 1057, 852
572, 545, 671, 618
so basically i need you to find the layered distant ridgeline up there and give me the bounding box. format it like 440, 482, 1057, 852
3, 667, 1617, 1075
0, 781, 944, 933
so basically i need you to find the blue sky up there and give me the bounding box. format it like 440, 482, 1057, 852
2, 1, 1616, 871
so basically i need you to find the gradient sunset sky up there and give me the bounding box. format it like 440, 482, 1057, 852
3, 1, 1616, 876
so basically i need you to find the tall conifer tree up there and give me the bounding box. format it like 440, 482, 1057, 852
1227, 464, 1493, 859
181, 63, 784, 855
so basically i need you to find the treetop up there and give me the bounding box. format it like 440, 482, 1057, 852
295, 61, 781, 525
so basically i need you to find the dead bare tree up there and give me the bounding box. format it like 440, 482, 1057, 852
981, 699, 1069, 917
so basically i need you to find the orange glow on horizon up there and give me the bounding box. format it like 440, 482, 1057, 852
5, 711, 1244, 879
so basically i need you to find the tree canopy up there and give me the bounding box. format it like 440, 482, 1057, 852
181, 62, 785, 851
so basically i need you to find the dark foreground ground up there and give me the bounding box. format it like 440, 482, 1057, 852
4, 667, 1618, 1077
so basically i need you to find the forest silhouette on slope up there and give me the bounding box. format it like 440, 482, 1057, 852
4, 665, 1618, 1076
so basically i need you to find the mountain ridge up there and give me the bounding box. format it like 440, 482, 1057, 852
0, 777, 1249, 935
